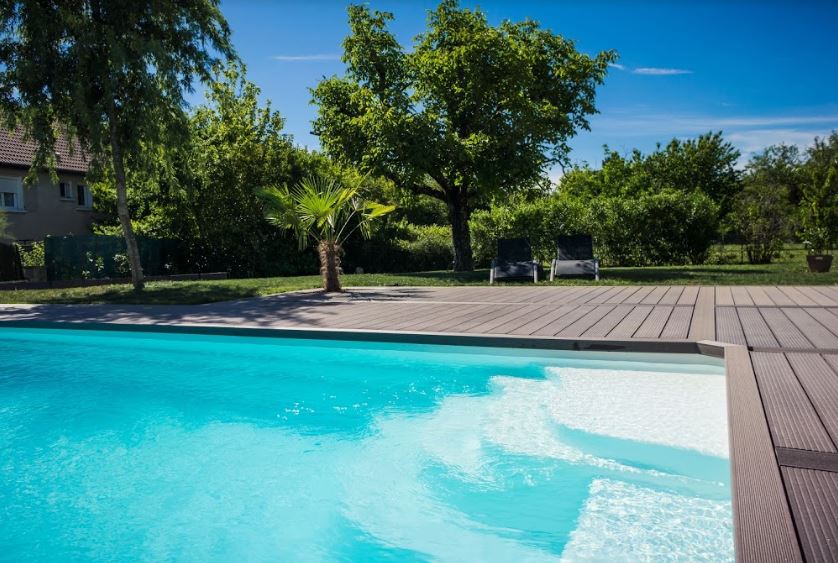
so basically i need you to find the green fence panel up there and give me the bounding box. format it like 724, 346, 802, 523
0, 242, 23, 281
44, 235, 178, 281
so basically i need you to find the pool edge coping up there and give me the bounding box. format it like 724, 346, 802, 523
0, 319, 802, 562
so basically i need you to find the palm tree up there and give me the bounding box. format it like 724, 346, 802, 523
261, 175, 395, 292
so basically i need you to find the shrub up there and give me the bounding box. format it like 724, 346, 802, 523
343, 222, 453, 273
591, 190, 720, 266
470, 189, 719, 267
16, 241, 45, 267
732, 182, 791, 264
470, 196, 588, 266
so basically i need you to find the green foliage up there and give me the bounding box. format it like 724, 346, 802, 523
746, 144, 804, 205
261, 174, 394, 290
92, 65, 321, 276
590, 190, 719, 266
560, 132, 742, 215
15, 241, 44, 268
471, 190, 719, 267
345, 223, 453, 273
470, 196, 588, 265
312, 0, 615, 269
0, 0, 235, 288
799, 133, 838, 254
261, 175, 395, 249
731, 182, 792, 264
731, 148, 798, 264
0, 211, 7, 240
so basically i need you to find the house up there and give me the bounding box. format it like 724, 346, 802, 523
0, 129, 93, 242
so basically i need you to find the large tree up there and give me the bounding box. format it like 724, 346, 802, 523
0, 0, 234, 289
312, 0, 614, 270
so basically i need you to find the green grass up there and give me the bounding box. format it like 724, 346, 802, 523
1, 248, 835, 305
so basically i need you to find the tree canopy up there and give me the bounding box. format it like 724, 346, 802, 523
0, 0, 234, 289
560, 132, 742, 215
312, 0, 615, 270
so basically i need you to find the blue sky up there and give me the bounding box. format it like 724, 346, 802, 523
205, 0, 838, 179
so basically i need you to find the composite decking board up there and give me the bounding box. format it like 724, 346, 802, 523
581, 305, 635, 337
368, 303, 468, 331
811, 286, 838, 305
746, 286, 776, 307
783, 308, 838, 349
776, 447, 838, 472
658, 285, 685, 305
579, 286, 619, 304
786, 353, 838, 447
633, 306, 674, 339
462, 303, 545, 334
716, 286, 735, 306
620, 285, 655, 304
454, 301, 546, 332
640, 285, 669, 305
825, 354, 838, 378
676, 285, 699, 305
731, 286, 756, 306
609, 285, 643, 304
737, 307, 780, 349
781, 467, 838, 563
505, 304, 580, 335
607, 305, 654, 338
688, 286, 716, 341
335, 302, 433, 329
555, 305, 616, 337
804, 308, 838, 338
726, 347, 803, 563
503, 304, 572, 335
780, 286, 819, 307
760, 308, 815, 349
406, 304, 500, 332
572, 286, 613, 305
797, 286, 838, 307
529, 305, 599, 337
750, 353, 836, 453
764, 286, 798, 307
660, 306, 693, 339
442, 304, 522, 332
716, 306, 747, 346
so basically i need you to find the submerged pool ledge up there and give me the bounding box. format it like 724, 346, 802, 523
0, 318, 805, 562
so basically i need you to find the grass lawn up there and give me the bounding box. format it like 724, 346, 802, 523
0, 248, 835, 305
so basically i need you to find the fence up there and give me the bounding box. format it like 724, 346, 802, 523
0, 242, 23, 281
44, 235, 180, 281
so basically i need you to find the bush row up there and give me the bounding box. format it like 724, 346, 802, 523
471, 190, 720, 267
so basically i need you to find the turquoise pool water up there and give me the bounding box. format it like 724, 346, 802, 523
0, 327, 733, 561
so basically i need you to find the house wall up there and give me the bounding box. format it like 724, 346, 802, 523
0, 166, 93, 242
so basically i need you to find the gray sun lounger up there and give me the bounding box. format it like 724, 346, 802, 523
489, 238, 540, 284
550, 235, 600, 281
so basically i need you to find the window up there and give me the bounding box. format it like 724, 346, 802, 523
76, 184, 92, 208
0, 176, 23, 211
59, 181, 73, 199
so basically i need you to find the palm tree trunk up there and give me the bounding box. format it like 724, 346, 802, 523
109, 120, 144, 291
319, 240, 342, 292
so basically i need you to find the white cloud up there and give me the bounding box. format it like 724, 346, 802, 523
272, 54, 340, 62
632, 67, 693, 76
608, 62, 626, 71
586, 110, 838, 165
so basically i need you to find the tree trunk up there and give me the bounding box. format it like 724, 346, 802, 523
447, 193, 474, 271
319, 240, 342, 292
109, 121, 145, 291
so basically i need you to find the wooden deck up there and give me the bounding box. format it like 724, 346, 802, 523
2, 284, 838, 561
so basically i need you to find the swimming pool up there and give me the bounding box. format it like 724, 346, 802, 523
0, 327, 732, 561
